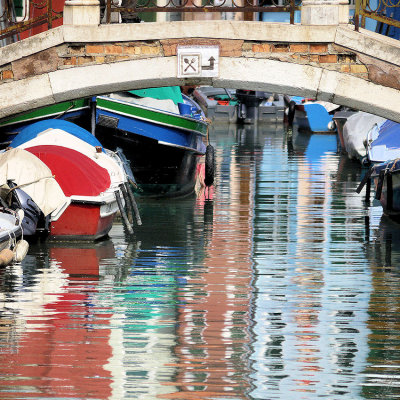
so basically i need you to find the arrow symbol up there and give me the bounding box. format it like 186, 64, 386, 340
202, 56, 215, 71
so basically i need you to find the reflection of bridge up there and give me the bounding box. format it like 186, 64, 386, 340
0, 0, 399, 122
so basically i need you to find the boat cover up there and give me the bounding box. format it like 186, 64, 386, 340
109, 92, 179, 114
15, 128, 126, 188
129, 86, 184, 105
10, 119, 105, 151
343, 111, 386, 160
368, 119, 400, 162
0, 148, 67, 216
27, 145, 111, 197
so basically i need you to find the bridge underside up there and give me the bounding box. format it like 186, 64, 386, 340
0, 22, 399, 122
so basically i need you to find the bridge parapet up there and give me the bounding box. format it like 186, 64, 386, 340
0, 22, 399, 122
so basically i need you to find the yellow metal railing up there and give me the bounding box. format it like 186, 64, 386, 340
355, 0, 400, 33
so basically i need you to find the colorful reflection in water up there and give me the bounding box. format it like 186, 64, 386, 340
0, 123, 399, 399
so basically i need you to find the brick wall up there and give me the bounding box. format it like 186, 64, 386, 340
1, 37, 399, 90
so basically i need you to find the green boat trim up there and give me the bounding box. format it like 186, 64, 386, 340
96, 96, 208, 136
0, 99, 91, 128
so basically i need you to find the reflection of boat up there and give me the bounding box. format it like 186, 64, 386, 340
94, 87, 210, 198
286, 96, 339, 133
192, 86, 285, 124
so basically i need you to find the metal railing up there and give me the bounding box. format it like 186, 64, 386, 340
354, 0, 400, 34
0, 0, 62, 42
103, 0, 299, 24
1, 0, 399, 44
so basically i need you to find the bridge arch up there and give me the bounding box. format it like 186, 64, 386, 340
1, 21, 399, 122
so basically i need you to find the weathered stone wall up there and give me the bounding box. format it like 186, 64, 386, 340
2, 36, 397, 88
0, 22, 399, 122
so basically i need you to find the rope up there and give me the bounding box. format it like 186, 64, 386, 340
201, 116, 212, 146
7, 175, 55, 193
389, 158, 400, 172
5, 175, 55, 206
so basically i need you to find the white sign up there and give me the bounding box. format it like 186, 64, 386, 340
177, 45, 219, 78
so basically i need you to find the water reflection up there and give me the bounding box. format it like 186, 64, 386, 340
1, 123, 400, 399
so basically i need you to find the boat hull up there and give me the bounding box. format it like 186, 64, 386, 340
95, 95, 207, 198
0, 210, 22, 251
0, 99, 91, 146
50, 200, 117, 241
192, 87, 285, 124
96, 124, 202, 197
295, 103, 335, 133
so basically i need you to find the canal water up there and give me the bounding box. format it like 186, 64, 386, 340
0, 122, 400, 400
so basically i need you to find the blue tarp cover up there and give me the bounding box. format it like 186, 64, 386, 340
371, 120, 400, 149
11, 120, 104, 150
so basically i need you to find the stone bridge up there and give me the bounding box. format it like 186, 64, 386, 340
1, 14, 400, 121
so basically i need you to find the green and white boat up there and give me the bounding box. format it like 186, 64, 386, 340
94, 87, 211, 198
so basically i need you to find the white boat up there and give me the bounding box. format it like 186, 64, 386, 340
340, 111, 385, 163
0, 208, 22, 252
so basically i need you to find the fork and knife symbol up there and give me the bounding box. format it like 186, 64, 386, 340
184, 57, 197, 72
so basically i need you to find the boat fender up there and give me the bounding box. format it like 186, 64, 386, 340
287, 101, 296, 126
13, 239, 29, 262
375, 169, 386, 200
204, 144, 215, 187
0, 249, 14, 267
16, 209, 24, 224
327, 121, 336, 131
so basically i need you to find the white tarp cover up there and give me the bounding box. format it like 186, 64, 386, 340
0, 148, 68, 216
313, 101, 340, 113
343, 111, 386, 160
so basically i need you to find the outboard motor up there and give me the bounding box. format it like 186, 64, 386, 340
7, 181, 43, 236
236, 90, 266, 124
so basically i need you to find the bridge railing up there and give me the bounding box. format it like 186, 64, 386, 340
1, 0, 400, 43
0, 0, 62, 42
354, 0, 400, 36
103, 0, 299, 24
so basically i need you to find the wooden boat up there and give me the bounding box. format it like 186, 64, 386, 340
286, 96, 339, 133
5, 121, 138, 240
94, 86, 213, 198
192, 86, 285, 124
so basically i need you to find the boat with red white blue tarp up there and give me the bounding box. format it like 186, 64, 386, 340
6, 120, 140, 240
